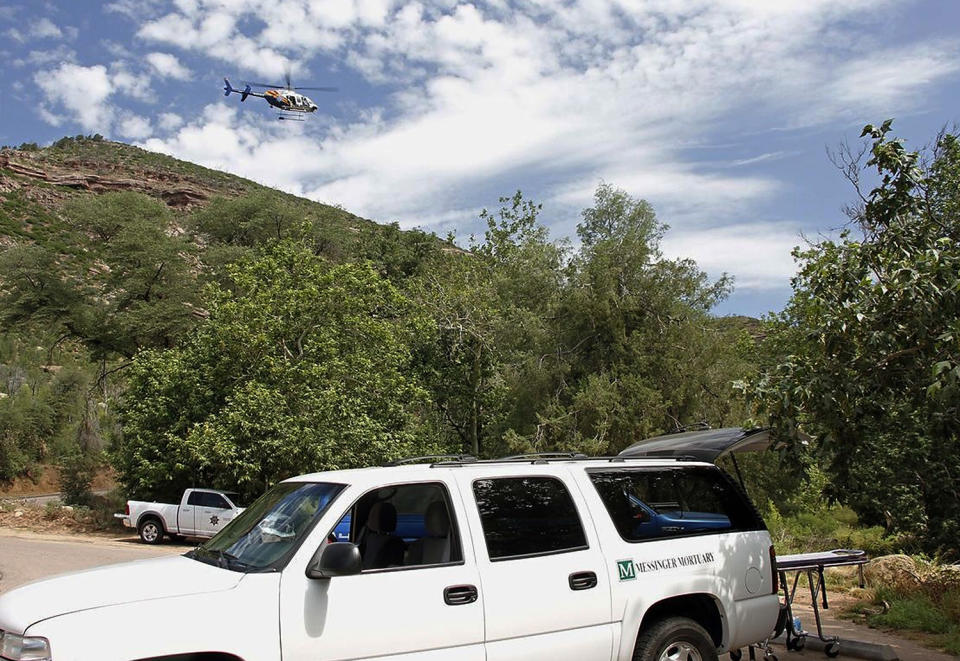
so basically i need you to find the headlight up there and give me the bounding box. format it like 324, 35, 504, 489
0, 630, 51, 660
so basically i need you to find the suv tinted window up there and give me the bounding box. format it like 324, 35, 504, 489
473, 477, 587, 560
588, 467, 764, 542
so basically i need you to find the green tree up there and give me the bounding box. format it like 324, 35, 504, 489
1, 192, 201, 360
533, 184, 737, 453
111, 241, 443, 502
746, 121, 960, 553
413, 192, 566, 457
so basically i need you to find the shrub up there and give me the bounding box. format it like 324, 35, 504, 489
58, 451, 97, 506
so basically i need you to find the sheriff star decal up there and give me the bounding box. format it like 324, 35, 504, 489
210, 515, 219, 526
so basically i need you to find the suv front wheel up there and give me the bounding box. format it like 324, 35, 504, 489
633, 616, 719, 661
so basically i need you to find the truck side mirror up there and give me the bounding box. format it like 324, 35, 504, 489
306, 542, 362, 579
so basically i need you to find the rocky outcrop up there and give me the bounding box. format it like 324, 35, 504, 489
0, 153, 210, 209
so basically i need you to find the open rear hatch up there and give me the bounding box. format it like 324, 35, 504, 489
618, 427, 775, 462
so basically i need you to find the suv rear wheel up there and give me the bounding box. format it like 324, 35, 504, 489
633, 616, 718, 661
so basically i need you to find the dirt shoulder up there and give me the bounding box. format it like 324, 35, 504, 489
0, 466, 116, 498
0, 499, 124, 538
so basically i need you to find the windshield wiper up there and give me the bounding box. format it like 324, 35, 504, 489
189, 546, 277, 573
218, 550, 251, 570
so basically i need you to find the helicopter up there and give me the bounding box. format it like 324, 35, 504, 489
223, 73, 336, 121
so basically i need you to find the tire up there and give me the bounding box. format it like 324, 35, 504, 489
633, 616, 719, 661
138, 517, 164, 545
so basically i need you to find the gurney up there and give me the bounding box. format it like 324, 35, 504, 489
776, 549, 869, 657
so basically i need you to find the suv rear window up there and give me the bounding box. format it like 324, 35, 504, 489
587, 467, 764, 542
473, 476, 588, 560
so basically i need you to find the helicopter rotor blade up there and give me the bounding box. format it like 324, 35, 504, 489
294, 86, 338, 92
244, 81, 284, 89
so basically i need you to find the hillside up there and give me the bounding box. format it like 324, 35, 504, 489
0, 135, 447, 485
0, 136, 381, 252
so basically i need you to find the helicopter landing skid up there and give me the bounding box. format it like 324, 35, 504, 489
278, 113, 305, 122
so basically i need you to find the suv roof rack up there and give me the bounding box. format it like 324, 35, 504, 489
497, 452, 589, 462
385, 454, 477, 466
387, 453, 697, 469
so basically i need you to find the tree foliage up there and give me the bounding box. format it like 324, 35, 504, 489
746, 122, 960, 553
1, 192, 201, 360
414, 185, 746, 458
111, 241, 440, 501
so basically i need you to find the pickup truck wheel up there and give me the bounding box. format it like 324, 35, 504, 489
138, 517, 164, 544
633, 616, 718, 661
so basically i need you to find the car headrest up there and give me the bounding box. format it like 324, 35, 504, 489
367, 501, 397, 533
424, 501, 450, 537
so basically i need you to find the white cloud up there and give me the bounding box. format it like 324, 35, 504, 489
30, 18, 62, 39
35, 63, 114, 132
729, 152, 797, 168
111, 63, 153, 102
157, 112, 184, 131
146, 52, 192, 80
661, 222, 806, 291
34, 62, 153, 134
118, 115, 154, 139
19, 45, 76, 67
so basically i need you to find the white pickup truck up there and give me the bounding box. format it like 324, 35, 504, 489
0, 429, 783, 661
114, 488, 243, 544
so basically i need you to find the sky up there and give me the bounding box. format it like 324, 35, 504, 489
2, 1, 959, 316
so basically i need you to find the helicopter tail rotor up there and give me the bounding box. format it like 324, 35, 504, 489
225, 78, 252, 101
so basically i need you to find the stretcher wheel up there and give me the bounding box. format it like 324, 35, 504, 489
729, 650, 742, 661
787, 635, 805, 651
825, 641, 840, 658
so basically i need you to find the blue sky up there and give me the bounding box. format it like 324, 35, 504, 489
2, 1, 959, 316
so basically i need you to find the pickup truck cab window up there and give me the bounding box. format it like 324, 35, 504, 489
472, 476, 588, 560
192, 481, 344, 571
329, 481, 463, 570
188, 491, 230, 509
587, 466, 765, 542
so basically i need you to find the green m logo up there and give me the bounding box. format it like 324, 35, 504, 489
617, 559, 636, 581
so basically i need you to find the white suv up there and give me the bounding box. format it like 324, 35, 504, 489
0, 451, 779, 661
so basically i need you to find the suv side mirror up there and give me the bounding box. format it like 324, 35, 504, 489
306, 542, 362, 579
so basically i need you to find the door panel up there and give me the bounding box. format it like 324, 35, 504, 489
177, 505, 195, 535
280, 477, 485, 661
282, 564, 485, 660
199, 506, 232, 536
455, 469, 614, 661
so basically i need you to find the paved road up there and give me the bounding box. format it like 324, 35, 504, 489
0, 529, 184, 594
0, 530, 954, 660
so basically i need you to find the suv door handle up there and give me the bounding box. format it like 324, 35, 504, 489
444, 585, 478, 606
569, 571, 598, 591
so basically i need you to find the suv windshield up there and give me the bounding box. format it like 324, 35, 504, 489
190, 481, 344, 572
